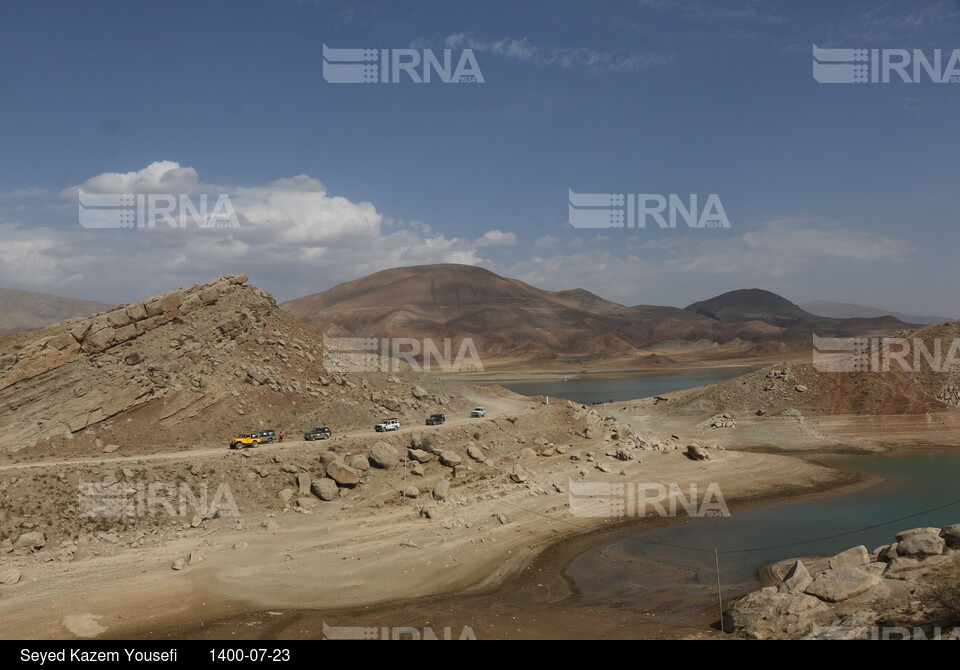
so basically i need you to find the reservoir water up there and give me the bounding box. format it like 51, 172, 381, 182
487, 367, 758, 405
565, 450, 960, 619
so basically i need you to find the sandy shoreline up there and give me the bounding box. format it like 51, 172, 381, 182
0, 383, 954, 641
108, 459, 873, 640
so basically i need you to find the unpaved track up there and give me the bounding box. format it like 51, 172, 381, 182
0, 393, 531, 472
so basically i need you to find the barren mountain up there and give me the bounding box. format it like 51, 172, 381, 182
0, 275, 463, 456
284, 265, 909, 368
0, 287, 113, 334
649, 318, 960, 417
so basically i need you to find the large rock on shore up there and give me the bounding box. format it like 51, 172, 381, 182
727, 590, 834, 640
311, 479, 338, 501
326, 461, 361, 486
369, 442, 399, 469
805, 568, 882, 603
941, 524, 960, 550
778, 561, 813, 594
829, 545, 870, 570
895, 528, 945, 557
14, 531, 46, 549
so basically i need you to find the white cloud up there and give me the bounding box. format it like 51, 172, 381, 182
439, 34, 667, 73
0, 161, 520, 302
474, 230, 517, 247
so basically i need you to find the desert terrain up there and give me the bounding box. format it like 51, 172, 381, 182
0, 272, 957, 640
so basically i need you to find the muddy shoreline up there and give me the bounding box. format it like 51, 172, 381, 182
109, 462, 871, 640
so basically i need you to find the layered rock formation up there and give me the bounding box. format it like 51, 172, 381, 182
0, 276, 461, 454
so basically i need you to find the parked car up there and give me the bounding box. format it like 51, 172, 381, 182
229, 433, 261, 449
471, 407, 487, 417
253, 429, 276, 444
425, 413, 445, 426
375, 418, 401, 432
304, 426, 332, 441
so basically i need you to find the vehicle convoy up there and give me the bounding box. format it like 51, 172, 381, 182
375, 418, 400, 432
425, 413, 445, 425
304, 426, 332, 441
229, 433, 261, 449
253, 430, 276, 443
471, 407, 487, 417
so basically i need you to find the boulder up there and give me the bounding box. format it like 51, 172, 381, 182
727, 590, 834, 640
466, 445, 484, 462
509, 466, 528, 484
320, 451, 339, 465
297, 497, 319, 510
296, 472, 311, 495
829, 545, 870, 570
188, 550, 205, 566
439, 451, 463, 467
349, 454, 371, 471
326, 461, 361, 486
778, 560, 813, 594
685, 445, 710, 461
407, 448, 433, 463
895, 528, 945, 557
941, 524, 960, 550
369, 442, 399, 469
519, 448, 537, 459
0, 568, 21, 585
14, 531, 46, 549
403, 486, 420, 499
805, 568, 882, 603
311, 478, 339, 501
433, 479, 450, 501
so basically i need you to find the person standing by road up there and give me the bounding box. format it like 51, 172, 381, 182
278, 430, 284, 443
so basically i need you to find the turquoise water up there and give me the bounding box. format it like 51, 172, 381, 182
566, 450, 960, 608
489, 368, 756, 405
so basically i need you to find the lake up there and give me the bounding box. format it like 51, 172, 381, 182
484, 367, 758, 404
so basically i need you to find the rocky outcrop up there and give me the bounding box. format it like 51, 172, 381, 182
728, 523, 960, 639
0, 275, 464, 453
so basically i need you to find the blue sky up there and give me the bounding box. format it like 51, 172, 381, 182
0, 0, 958, 317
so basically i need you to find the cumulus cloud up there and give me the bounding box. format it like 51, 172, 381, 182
474, 230, 517, 247
0, 161, 517, 302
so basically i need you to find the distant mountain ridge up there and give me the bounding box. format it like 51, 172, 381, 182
283, 265, 913, 368
801, 300, 953, 326
0, 287, 114, 334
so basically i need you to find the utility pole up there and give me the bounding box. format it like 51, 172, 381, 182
715, 548, 725, 634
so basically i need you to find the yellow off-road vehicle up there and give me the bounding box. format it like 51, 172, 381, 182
229, 433, 261, 449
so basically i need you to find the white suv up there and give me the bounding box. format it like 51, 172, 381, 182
471, 407, 486, 417
375, 418, 400, 432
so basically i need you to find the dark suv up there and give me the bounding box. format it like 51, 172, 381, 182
253, 430, 276, 443
304, 426, 332, 441
425, 413, 445, 426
